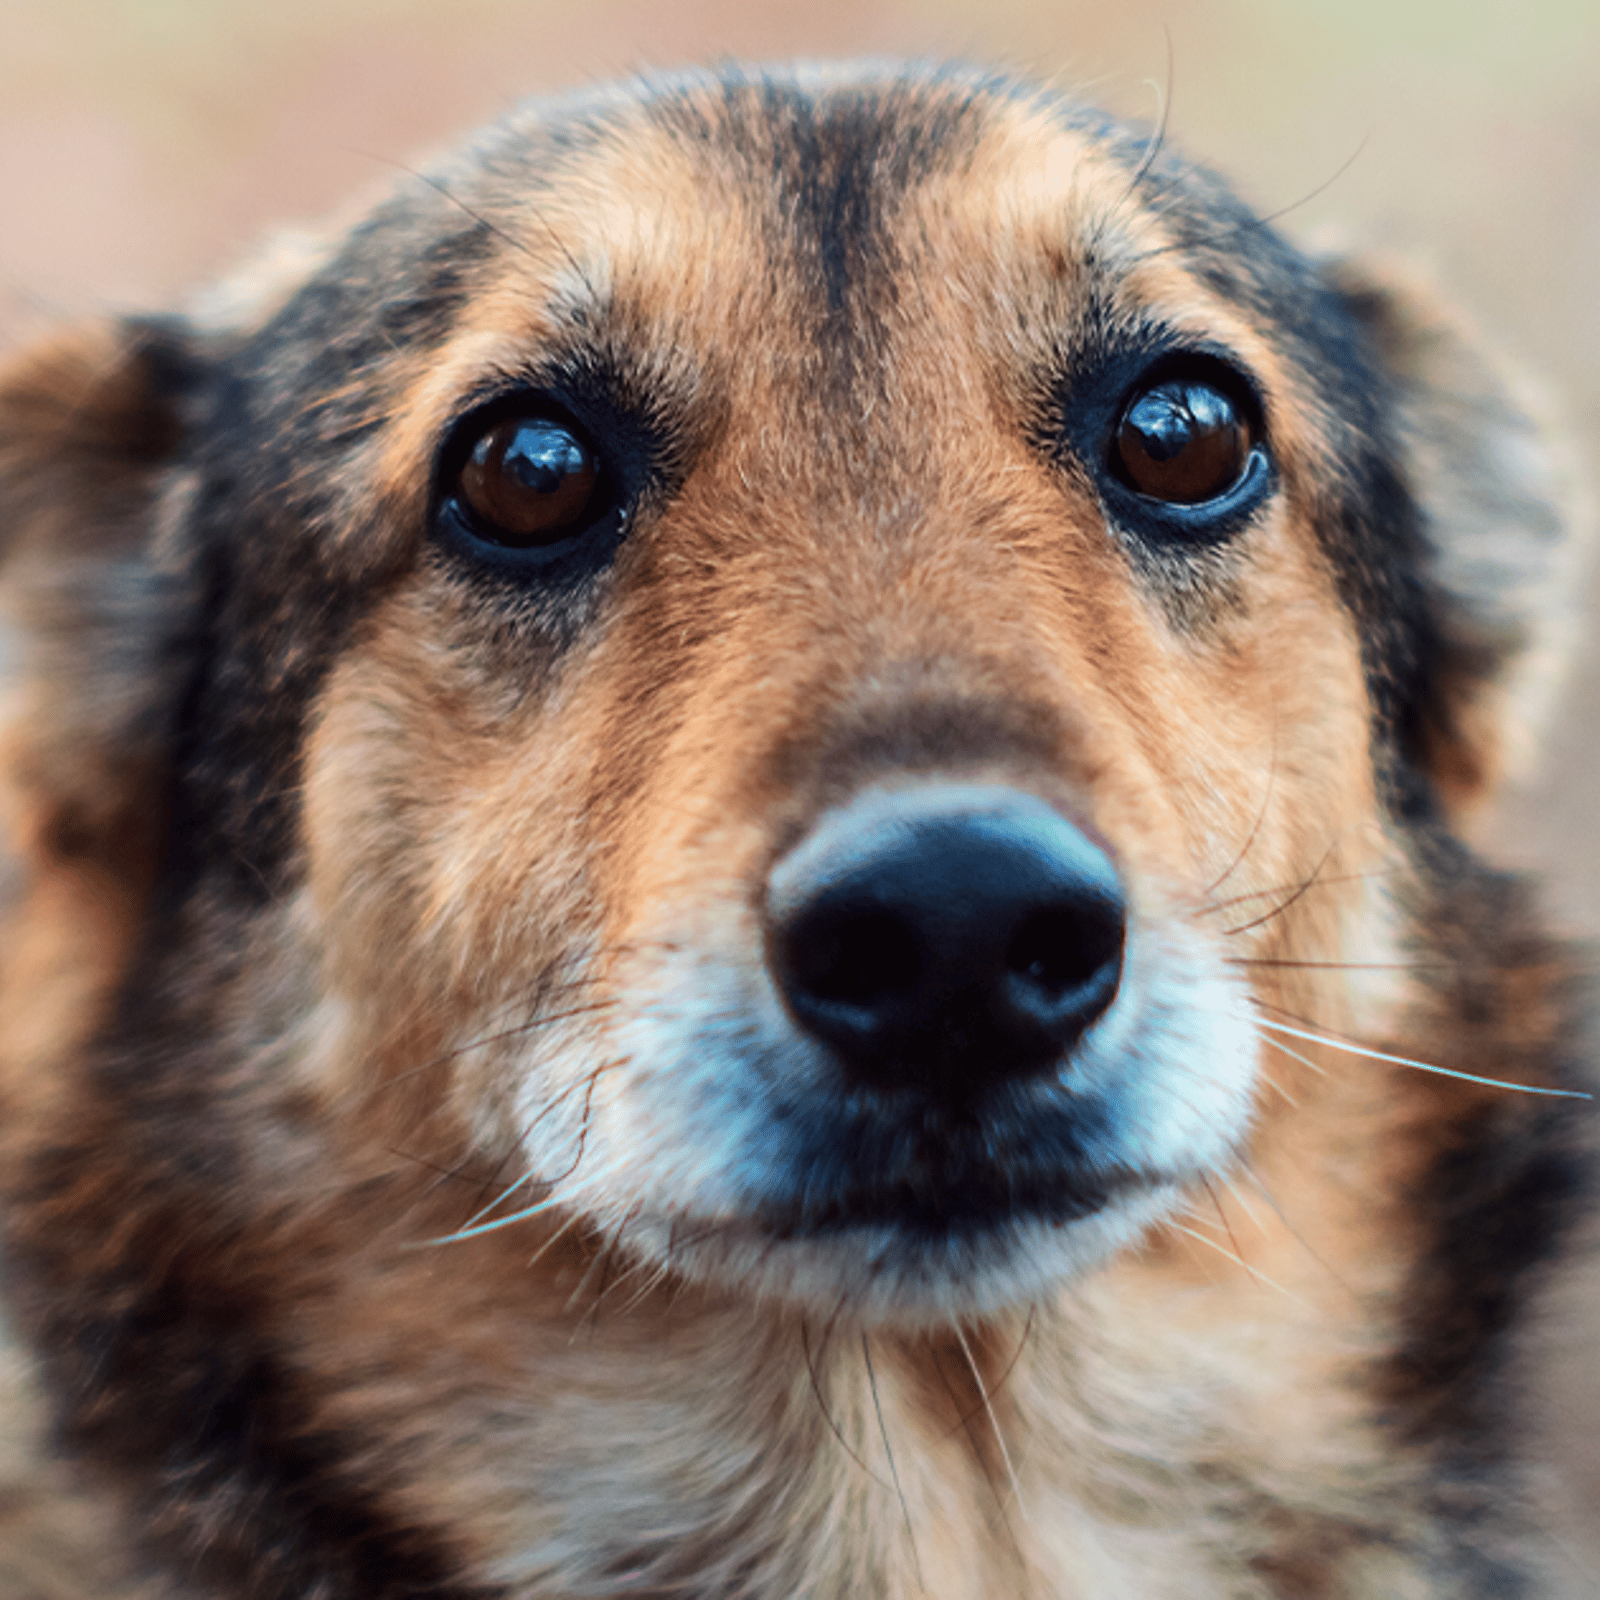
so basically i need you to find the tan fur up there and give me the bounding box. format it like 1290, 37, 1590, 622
0, 66, 1588, 1600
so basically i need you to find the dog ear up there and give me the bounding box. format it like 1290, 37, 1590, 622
1322, 256, 1594, 817
0, 318, 204, 875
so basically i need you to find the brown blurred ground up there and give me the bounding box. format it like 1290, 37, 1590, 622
1, 0, 1597, 1590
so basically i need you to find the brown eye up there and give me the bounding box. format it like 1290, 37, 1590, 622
1112, 380, 1254, 505
456, 415, 601, 546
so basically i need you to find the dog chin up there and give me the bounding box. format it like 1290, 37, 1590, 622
620, 1185, 1186, 1325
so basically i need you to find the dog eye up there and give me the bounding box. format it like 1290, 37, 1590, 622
1111, 378, 1255, 506
454, 414, 602, 547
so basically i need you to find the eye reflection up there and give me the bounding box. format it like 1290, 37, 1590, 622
455, 416, 601, 547
1112, 379, 1254, 506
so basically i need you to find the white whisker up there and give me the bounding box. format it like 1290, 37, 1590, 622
457, 1170, 540, 1234
414, 1191, 567, 1247
1165, 1222, 1313, 1310
525, 1209, 586, 1272
953, 1321, 1027, 1521
1257, 1031, 1327, 1081
1255, 1017, 1589, 1100
1231, 1165, 1363, 1304
1257, 1068, 1300, 1106
1217, 1172, 1268, 1235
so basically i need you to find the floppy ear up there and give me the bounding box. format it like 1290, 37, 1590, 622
1322, 256, 1594, 817
0, 318, 202, 874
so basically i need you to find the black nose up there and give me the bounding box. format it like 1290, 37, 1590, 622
765, 786, 1125, 1105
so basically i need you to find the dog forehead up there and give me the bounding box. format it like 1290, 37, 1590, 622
203, 67, 1351, 636
353, 72, 1301, 487
218, 66, 1335, 490
457, 73, 1184, 324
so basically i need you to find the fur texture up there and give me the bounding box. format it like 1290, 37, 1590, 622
0, 64, 1591, 1599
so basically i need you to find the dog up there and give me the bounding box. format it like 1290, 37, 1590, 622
0, 62, 1592, 1600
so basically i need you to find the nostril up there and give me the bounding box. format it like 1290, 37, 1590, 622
784, 903, 919, 1008
1005, 902, 1123, 1000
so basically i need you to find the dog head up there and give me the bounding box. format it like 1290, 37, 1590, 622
0, 66, 1586, 1328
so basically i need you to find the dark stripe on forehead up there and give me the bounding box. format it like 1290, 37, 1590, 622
754, 79, 987, 317
649, 74, 988, 380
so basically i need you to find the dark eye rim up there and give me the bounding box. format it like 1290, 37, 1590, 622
430, 387, 647, 578
1055, 346, 1276, 546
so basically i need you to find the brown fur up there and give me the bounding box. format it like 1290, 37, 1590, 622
0, 65, 1591, 1599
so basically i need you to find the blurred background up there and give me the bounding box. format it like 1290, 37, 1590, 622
1, 0, 1596, 1589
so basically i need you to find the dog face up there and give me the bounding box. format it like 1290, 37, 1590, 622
0, 64, 1588, 1596
0, 69, 1578, 1309
264, 75, 1579, 1312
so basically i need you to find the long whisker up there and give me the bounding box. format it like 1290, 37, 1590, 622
953, 1322, 1027, 1520
363, 154, 603, 305
1222, 834, 1349, 937
1257, 1031, 1327, 1080
862, 1335, 923, 1587
414, 1188, 565, 1246
379, 1143, 498, 1190
381, 932, 692, 1098
1254, 1015, 1590, 1100
1112, 28, 1175, 207
800, 1319, 889, 1489
1199, 1174, 1245, 1266
383, 994, 618, 1089
1259, 1070, 1299, 1106
1134, 134, 1371, 262
444, 1054, 626, 1235
1216, 1170, 1268, 1235
985, 1306, 1035, 1415
1198, 867, 1397, 918
524, 1210, 586, 1273
1203, 715, 1277, 899
926, 1338, 1011, 1527
1165, 1221, 1312, 1309
1227, 1165, 1360, 1304
1229, 957, 1443, 973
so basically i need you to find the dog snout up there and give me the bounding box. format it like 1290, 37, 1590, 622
764, 785, 1125, 1106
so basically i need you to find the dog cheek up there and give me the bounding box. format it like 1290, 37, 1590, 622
298, 629, 612, 1127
